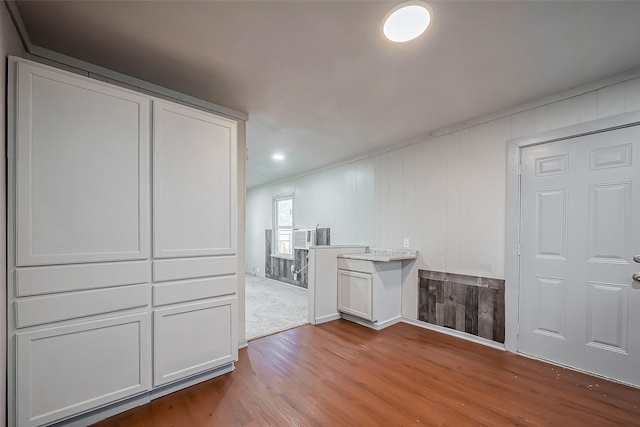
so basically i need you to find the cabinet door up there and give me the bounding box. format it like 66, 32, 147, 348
153, 297, 237, 386
16, 313, 151, 427
338, 270, 373, 321
15, 61, 150, 266
153, 101, 237, 259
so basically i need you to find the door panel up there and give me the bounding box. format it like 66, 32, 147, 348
588, 183, 630, 262
16, 62, 150, 266
532, 276, 567, 339
153, 101, 237, 259
16, 313, 150, 427
153, 297, 237, 386
535, 189, 568, 259
520, 125, 640, 386
585, 281, 628, 353
337, 270, 373, 321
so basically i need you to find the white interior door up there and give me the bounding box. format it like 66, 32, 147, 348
519, 125, 640, 386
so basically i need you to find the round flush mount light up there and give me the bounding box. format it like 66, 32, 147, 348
272, 153, 285, 161
382, 1, 433, 43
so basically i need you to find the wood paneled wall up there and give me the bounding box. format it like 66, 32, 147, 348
264, 228, 330, 289
247, 75, 640, 318
418, 270, 505, 343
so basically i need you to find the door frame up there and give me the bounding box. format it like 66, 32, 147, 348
505, 109, 640, 353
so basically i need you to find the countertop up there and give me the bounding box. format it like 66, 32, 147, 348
338, 248, 418, 262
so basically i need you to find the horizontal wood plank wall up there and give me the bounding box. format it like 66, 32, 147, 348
418, 269, 505, 343
264, 228, 330, 289
246, 76, 640, 317
92, 320, 640, 427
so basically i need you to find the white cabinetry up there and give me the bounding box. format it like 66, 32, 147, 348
153, 297, 237, 386
8, 57, 239, 427
151, 100, 238, 386
16, 314, 151, 427
338, 269, 373, 320
152, 100, 236, 259
337, 258, 402, 326
14, 60, 150, 266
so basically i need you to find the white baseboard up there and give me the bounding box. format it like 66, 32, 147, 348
51, 363, 235, 426
401, 317, 506, 351
376, 316, 403, 329
150, 363, 235, 400
314, 313, 341, 325
51, 394, 150, 427
340, 314, 402, 330
238, 339, 248, 349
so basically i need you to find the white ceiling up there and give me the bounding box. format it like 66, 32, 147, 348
15, 1, 640, 188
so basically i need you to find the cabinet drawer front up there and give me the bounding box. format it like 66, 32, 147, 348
338, 258, 372, 274
153, 275, 236, 307
153, 256, 236, 283
15, 61, 150, 266
15, 284, 149, 328
16, 261, 149, 297
153, 296, 237, 386
338, 270, 373, 321
17, 313, 151, 427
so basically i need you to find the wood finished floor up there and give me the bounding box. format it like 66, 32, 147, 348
93, 320, 640, 426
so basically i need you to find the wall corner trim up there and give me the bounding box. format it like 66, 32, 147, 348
4, 0, 32, 52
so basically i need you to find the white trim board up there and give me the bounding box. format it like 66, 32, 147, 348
401, 317, 506, 351
4, 0, 31, 51
504, 109, 640, 353
27, 47, 247, 122
313, 313, 341, 325
49, 363, 235, 427
340, 313, 403, 331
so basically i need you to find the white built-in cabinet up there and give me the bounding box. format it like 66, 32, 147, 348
8, 58, 239, 427
337, 258, 402, 325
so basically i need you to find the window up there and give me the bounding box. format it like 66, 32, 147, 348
274, 196, 293, 257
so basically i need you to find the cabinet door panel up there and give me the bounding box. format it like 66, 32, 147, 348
16, 313, 151, 427
16, 61, 150, 266
338, 270, 373, 321
154, 297, 237, 386
153, 101, 237, 259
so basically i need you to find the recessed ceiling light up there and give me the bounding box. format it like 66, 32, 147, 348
272, 153, 285, 161
382, 1, 433, 43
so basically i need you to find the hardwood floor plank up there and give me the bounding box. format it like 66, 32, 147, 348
93, 320, 640, 426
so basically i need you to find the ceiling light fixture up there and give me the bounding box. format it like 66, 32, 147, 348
382, 1, 433, 43
272, 153, 285, 161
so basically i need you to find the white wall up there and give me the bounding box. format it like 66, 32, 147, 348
1, 2, 26, 426
246, 73, 640, 318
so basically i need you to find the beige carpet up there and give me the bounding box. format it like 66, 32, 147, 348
245, 275, 309, 340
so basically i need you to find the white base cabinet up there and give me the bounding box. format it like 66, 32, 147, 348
153, 297, 237, 387
16, 313, 151, 427
8, 57, 240, 427
337, 258, 402, 325
337, 270, 373, 320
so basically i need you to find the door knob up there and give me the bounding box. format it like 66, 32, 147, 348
634, 254, 640, 263
634, 273, 640, 282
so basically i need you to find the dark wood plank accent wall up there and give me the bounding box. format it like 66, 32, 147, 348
418, 270, 505, 343
264, 228, 330, 289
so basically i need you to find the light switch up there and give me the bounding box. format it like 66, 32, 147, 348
403, 238, 410, 248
